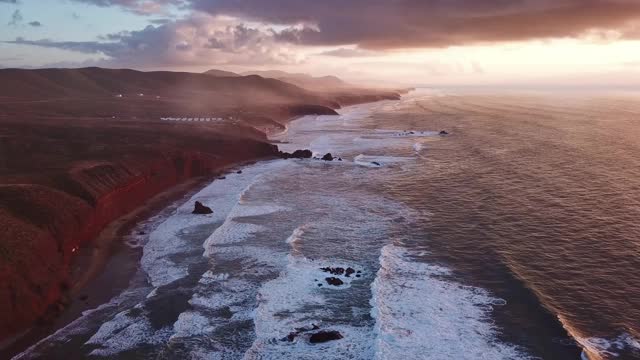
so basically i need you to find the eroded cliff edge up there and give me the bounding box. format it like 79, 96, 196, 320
0, 67, 403, 342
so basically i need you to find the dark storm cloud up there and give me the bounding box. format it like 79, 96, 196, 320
190, 0, 640, 48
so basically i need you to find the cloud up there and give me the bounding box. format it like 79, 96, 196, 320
8, 9, 22, 26
149, 18, 171, 24
5, 14, 302, 68
317, 47, 379, 58
28, 21, 42, 27
190, 0, 640, 49
68, 0, 186, 15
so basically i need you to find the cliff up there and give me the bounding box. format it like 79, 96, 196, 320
0, 67, 400, 342
0, 119, 278, 340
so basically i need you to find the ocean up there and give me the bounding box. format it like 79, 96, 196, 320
15, 89, 640, 359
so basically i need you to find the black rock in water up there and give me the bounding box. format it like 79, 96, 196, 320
371, 161, 381, 166
345, 267, 356, 277
309, 331, 343, 343
439, 130, 449, 135
192, 201, 213, 214
237, 170, 243, 174
325, 277, 344, 286
321, 267, 345, 275
279, 149, 313, 159
321, 153, 334, 161
284, 332, 297, 342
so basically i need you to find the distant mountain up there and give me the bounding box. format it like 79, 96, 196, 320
241, 70, 348, 91
0, 67, 326, 105
203, 69, 240, 77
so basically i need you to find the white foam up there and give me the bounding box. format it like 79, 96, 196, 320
85, 306, 172, 357
370, 244, 530, 360
142, 160, 288, 287
413, 142, 424, 153
171, 312, 213, 339
575, 333, 640, 359
245, 254, 369, 359
354, 154, 413, 167
286, 226, 306, 245
204, 220, 267, 249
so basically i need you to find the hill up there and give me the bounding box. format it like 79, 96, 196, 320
203, 69, 241, 77
241, 70, 347, 91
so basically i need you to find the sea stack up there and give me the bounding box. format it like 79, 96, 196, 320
192, 201, 213, 214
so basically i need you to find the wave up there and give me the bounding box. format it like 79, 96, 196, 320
575, 333, 640, 359
244, 226, 372, 359
354, 154, 414, 168
370, 244, 530, 360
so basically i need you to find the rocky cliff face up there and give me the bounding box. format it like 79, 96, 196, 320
0, 67, 404, 343
0, 139, 277, 340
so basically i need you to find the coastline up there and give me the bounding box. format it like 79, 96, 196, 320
0, 93, 404, 358
0, 159, 265, 359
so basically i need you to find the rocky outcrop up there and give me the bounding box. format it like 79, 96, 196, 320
325, 277, 344, 286
281, 324, 343, 344
279, 149, 313, 159
192, 201, 213, 214
439, 130, 449, 135
321, 153, 334, 161
309, 331, 344, 343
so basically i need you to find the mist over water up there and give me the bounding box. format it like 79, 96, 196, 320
16, 90, 640, 360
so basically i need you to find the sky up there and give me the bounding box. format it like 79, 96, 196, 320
3, 0, 640, 87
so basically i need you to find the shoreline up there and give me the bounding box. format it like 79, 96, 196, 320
1, 160, 265, 359
2, 97, 399, 358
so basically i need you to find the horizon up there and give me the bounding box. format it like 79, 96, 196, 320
2, 1, 640, 88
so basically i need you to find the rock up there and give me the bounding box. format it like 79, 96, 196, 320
138, 231, 146, 235
293, 150, 313, 158
321, 267, 345, 275
192, 201, 213, 215
284, 332, 298, 342
79, 295, 89, 301
439, 130, 449, 135
321, 153, 334, 161
283, 324, 321, 342
345, 267, 356, 277
325, 277, 344, 286
218, 176, 226, 180
338, 157, 343, 161
237, 170, 243, 174
279, 149, 313, 159
371, 161, 381, 166
309, 331, 343, 343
